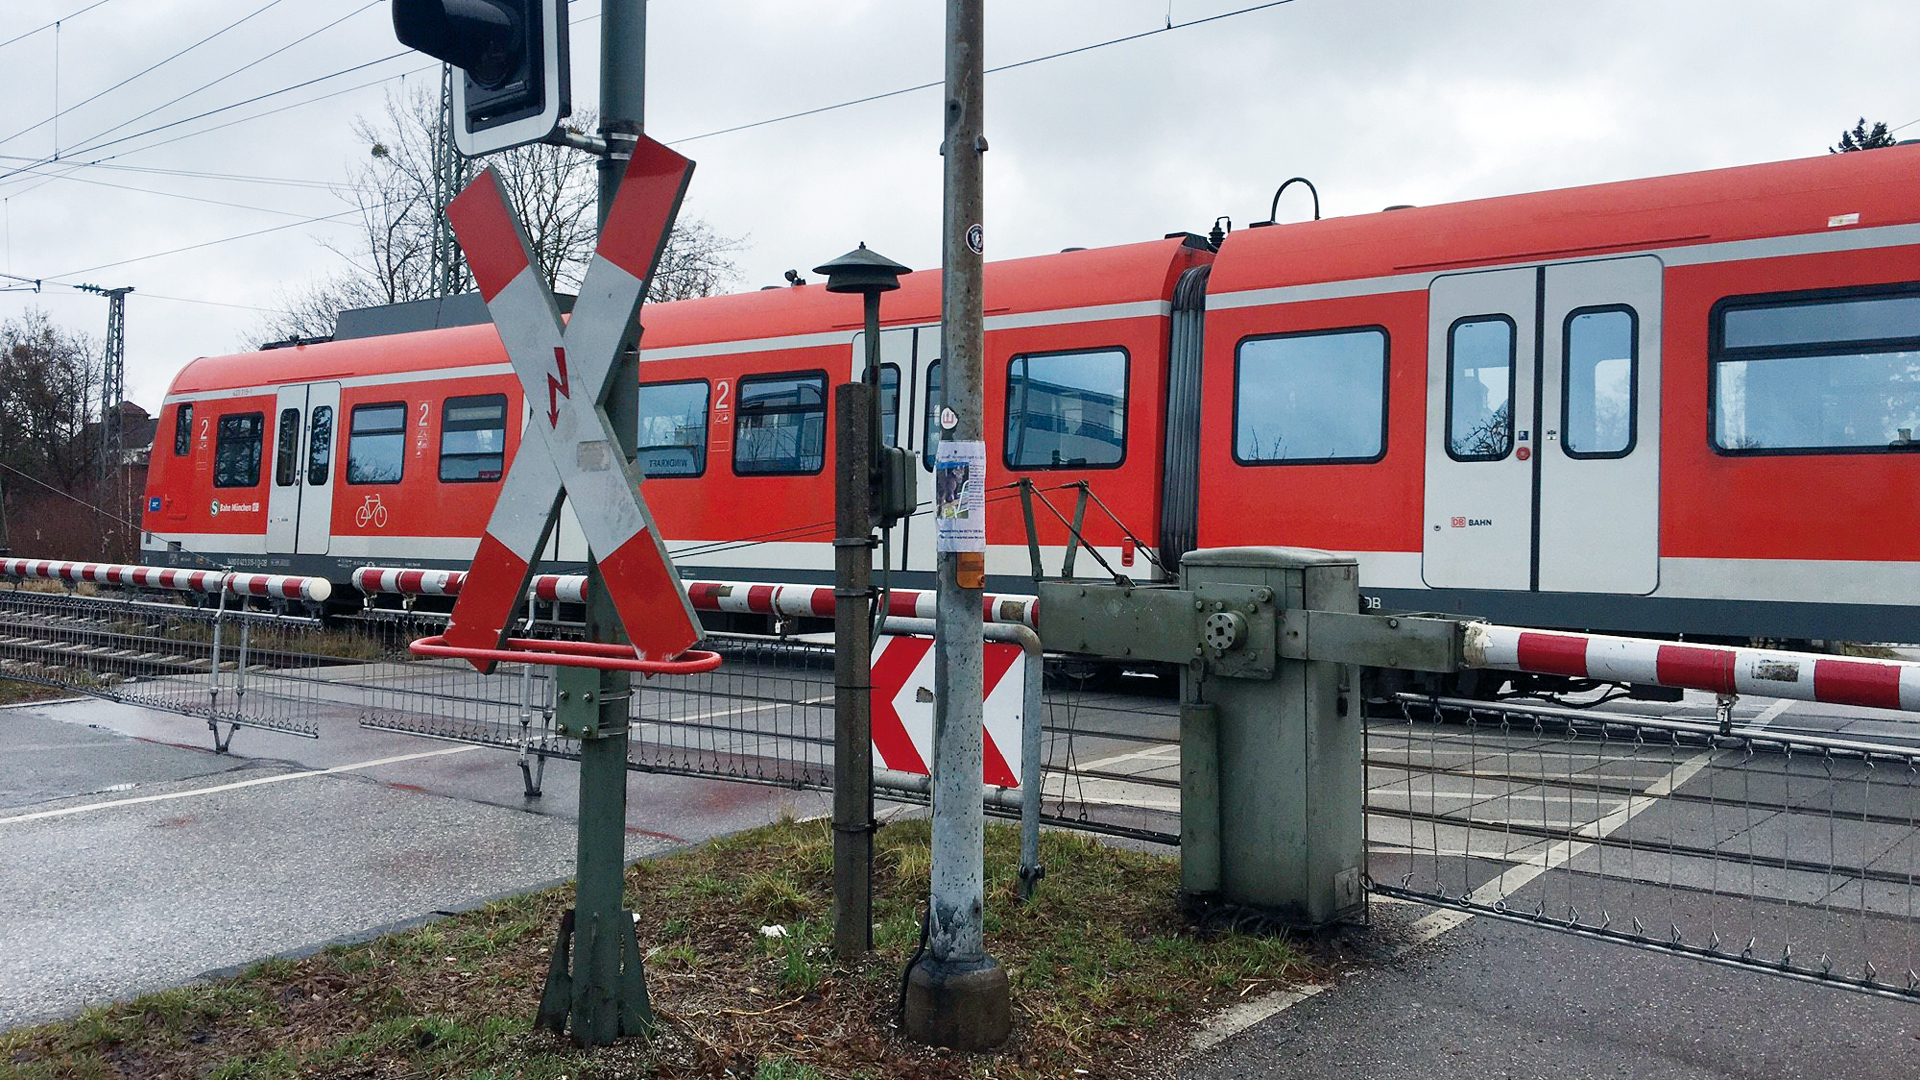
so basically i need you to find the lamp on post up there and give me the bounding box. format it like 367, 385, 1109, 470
815, 242, 911, 380
813, 242, 910, 962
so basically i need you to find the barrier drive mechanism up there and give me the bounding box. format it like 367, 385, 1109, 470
1041, 546, 1461, 928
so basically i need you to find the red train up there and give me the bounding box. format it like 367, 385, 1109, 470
142, 147, 1920, 641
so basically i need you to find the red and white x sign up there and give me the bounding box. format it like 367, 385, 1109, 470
440, 139, 702, 667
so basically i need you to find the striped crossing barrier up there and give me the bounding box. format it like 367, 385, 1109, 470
1465, 621, 1920, 713
351, 566, 1039, 629
2, 558, 331, 603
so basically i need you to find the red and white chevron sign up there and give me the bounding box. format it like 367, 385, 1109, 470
439, 139, 702, 668
869, 634, 1026, 787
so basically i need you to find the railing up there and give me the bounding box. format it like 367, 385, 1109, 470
1370, 693, 1920, 1004
0, 563, 1167, 849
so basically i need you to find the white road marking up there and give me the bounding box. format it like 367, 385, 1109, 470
1454, 750, 1716, 896
1740, 697, 1795, 734
1071, 743, 1181, 774
0, 745, 479, 826
644, 694, 833, 728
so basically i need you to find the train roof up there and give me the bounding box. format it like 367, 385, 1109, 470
1208, 145, 1920, 294
164, 148, 1920, 399
635, 233, 1212, 351
164, 234, 1209, 396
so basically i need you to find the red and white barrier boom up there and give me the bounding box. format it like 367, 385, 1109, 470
352, 566, 1040, 628
1464, 622, 1920, 713
3, 558, 331, 603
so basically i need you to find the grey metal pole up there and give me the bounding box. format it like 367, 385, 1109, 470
832, 380, 876, 961
903, 0, 1010, 1051
535, 0, 654, 1046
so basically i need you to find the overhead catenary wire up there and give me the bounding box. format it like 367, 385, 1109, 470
666, 0, 1301, 145
15, 2, 1302, 306
0, 0, 292, 156
0, 162, 350, 220
51, 2, 384, 164
0, 0, 117, 53
0, 49, 413, 190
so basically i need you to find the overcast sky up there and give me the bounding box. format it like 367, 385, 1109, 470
0, 0, 1912, 411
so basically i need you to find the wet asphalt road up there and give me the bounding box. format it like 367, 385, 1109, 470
6, 681, 1919, 1076
1179, 902, 1920, 1079
0, 696, 825, 1030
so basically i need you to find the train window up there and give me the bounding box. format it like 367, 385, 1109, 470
274, 408, 301, 487
923, 361, 943, 467
879, 364, 901, 448
307, 406, 333, 486
172, 403, 193, 456
1712, 285, 1920, 454
212, 413, 264, 488
637, 380, 709, 477
346, 402, 407, 484
734, 372, 828, 475
1233, 327, 1387, 464
1563, 307, 1637, 458
1446, 315, 1516, 461
439, 394, 508, 482
1005, 348, 1128, 469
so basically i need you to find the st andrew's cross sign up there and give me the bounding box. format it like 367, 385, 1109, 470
441, 139, 703, 666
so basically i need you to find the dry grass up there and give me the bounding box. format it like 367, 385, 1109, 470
0, 678, 76, 706
0, 818, 1311, 1079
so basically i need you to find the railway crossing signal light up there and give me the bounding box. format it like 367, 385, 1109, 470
391, 0, 571, 156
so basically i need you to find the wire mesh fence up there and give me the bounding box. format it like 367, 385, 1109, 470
0, 585, 356, 740
1368, 693, 1920, 1004
0, 580, 1181, 842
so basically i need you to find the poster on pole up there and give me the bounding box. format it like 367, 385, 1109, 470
933, 439, 987, 553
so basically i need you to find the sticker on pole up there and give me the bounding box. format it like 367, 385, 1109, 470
869, 634, 1024, 787
934, 439, 986, 553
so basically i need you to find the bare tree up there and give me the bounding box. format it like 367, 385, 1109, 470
0, 309, 99, 487
248, 273, 394, 347
245, 87, 744, 348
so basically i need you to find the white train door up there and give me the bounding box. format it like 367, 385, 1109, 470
1423, 268, 1538, 590
266, 383, 340, 558
1537, 257, 1661, 594
296, 383, 339, 556
854, 325, 939, 577
266, 387, 306, 554
1423, 258, 1661, 595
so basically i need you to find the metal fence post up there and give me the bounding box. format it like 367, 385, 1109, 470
1018, 633, 1044, 901
833, 380, 877, 961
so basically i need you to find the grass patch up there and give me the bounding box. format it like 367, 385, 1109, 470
0, 820, 1310, 1079
0, 678, 76, 705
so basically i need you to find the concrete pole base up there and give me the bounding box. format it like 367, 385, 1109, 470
901, 954, 1011, 1050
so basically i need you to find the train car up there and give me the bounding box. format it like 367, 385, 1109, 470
1193, 146, 1920, 641
140, 234, 1212, 592
141, 146, 1920, 642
